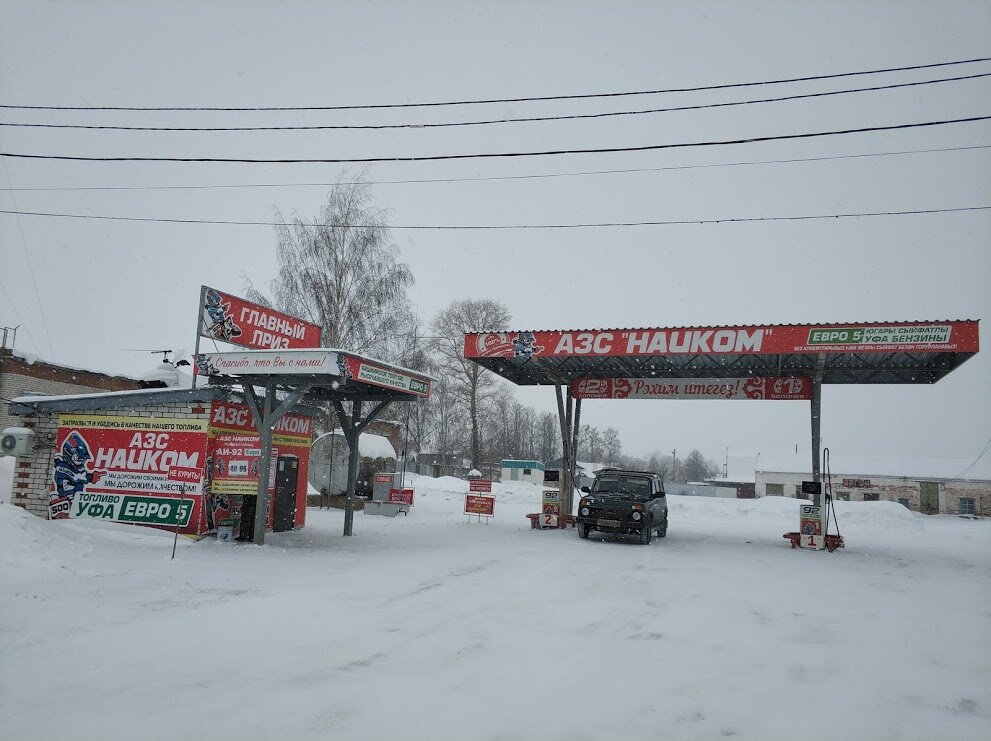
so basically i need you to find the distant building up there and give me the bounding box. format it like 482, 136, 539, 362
415, 453, 472, 479
500, 459, 545, 486
711, 448, 989, 515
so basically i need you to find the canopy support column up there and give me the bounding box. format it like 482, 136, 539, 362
332, 398, 392, 536
810, 354, 825, 506
242, 381, 314, 545
555, 385, 582, 524
569, 397, 582, 519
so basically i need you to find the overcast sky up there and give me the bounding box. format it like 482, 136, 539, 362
1, 1, 989, 468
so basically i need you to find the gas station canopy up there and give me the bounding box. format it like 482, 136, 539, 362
196, 347, 434, 543
464, 320, 980, 515
463, 320, 979, 387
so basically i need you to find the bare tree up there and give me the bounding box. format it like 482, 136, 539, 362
246, 172, 415, 360
430, 298, 511, 469
602, 427, 622, 466
537, 411, 560, 463
683, 449, 712, 483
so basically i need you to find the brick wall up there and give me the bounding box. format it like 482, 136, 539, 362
1, 348, 141, 432
9, 401, 210, 518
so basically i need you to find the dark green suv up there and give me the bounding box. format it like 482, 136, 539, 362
577, 469, 668, 544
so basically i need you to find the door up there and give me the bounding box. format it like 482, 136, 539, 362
273, 455, 299, 532
919, 482, 939, 514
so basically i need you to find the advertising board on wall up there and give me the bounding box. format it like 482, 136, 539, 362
48, 414, 209, 534
572, 376, 812, 400
206, 401, 313, 533
465, 321, 979, 359
199, 285, 322, 351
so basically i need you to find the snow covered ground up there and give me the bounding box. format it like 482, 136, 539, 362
1, 471, 989, 740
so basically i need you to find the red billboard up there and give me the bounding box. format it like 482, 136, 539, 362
469, 479, 493, 492
49, 414, 209, 535
465, 321, 979, 358
465, 494, 495, 516
199, 285, 322, 350
206, 401, 313, 532
572, 376, 812, 400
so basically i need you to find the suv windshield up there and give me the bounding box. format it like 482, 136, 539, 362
592, 475, 650, 498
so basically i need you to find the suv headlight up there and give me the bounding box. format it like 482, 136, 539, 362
632, 511, 641, 520
580, 507, 590, 516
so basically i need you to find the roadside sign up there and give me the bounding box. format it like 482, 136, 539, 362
799, 504, 825, 550
469, 479, 493, 493
465, 494, 495, 517
389, 488, 414, 505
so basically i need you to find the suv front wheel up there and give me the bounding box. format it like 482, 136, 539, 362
656, 516, 667, 538
577, 521, 590, 539
639, 519, 653, 545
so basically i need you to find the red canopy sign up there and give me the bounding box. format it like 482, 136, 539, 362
465, 321, 979, 358
573, 376, 812, 400
200, 285, 322, 351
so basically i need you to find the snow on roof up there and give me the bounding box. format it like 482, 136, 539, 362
10, 386, 214, 406
8, 347, 139, 379
312, 430, 397, 460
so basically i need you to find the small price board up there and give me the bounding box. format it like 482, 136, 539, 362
799, 504, 825, 550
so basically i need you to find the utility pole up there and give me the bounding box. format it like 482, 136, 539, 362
672, 449, 677, 483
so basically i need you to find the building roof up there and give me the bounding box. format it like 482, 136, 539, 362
7, 386, 227, 415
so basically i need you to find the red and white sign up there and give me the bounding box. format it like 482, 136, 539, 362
469, 479, 493, 493
464, 321, 979, 358
373, 473, 394, 484
199, 285, 322, 350
572, 376, 812, 400
465, 494, 495, 516
48, 414, 209, 533
197, 349, 340, 376
389, 488, 414, 505
167, 466, 202, 485
800, 504, 825, 550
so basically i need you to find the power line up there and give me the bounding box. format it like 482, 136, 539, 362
947, 438, 991, 482
3, 73, 989, 132
0, 160, 57, 361
0, 281, 44, 358
2, 56, 988, 111
2, 115, 989, 164
1, 144, 987, 193
1, 205, 987, 230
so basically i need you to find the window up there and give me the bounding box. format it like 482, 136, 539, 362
898, 498, 910, 508
959, 497, 976, 515
863, 492, 880, 502
836, 491, 850, 502
765, 483, 784, 496
795, 485, 804, 498
523, 468, 532, 475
